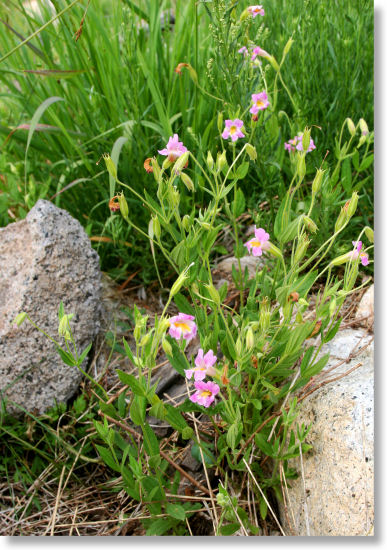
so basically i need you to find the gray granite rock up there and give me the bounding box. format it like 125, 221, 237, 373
355, 285, 374, 330
0, 200, 102, 415
279, 329, 374, 536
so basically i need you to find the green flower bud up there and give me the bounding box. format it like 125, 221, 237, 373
334, 207, 348, 232
330, 252, 351, 267
266, 242, 283, 259
13, 312, 28, 327
245, 328, 254, 351
180, 172, 194, 192
118, 193, 129, 221
359, 118, 369, 136
283, 37, 294, 56
158, 318, 171, 334
169, 187, 180, 207
235, 337, 243, 357
162, 158, 172, 170
205, 283, 220, 305
216, 150, 227, 172
245, 143, 257, 161
140, 333, 150, 347
312, 168, 325, 195
162, 337, 172, 356
293, 235, 310, 264
58, 314, 73, 341
303, 215, 318, 233
217, 112, 224, 134
298, 298, 309, 307
173, 151, 190, 175
296, 152, 306, 179
207, 151, 214, 170
102, 153, 117, 181
302, 129, 312, 153
364, 226, 374, 243
152, 215, 161, 240
346, 118, 356, 137
170, 262, 194, 297
346, 192, 358, 219
200, 221, 211, 230
151, 158, 161, 183
329, 297, 337, 317
268, 56, 280, 72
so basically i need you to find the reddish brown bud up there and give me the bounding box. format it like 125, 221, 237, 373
221, 363, 230, 386
252, 114, 258, 122
175, 62, 189, 75
108, 195, 120, 212
288, 292, 299, 303
308, 320, 322, 338
144, 158, 153, 173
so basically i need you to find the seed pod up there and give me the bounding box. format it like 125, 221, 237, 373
346, 118, 356, 137
161, 337, 172, 356
303, 215, 318, 233
216, 150, 227, 172
364, 226, 374, 243
346, 192, 358, 219
180, 172, 194, 192
152, 215, 161, 240
118, 193, 129, 220
245, 328, 254, 351
207, 151, 214, 170
334, 207, 347, 232
102, 153, 117, 181
312, 168, 325, 195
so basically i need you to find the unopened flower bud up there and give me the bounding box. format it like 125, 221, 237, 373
140, 333, 150, 347
13, 312, 27, 327
312, 168, 325, 195
296, 153, 306, 179
200, 221, 211, 230
288, 292, 299, 303
102, 153, 117, 181
207, 151, 214, 170
173, 151, 190, 175
268, 55, 280, 72
180, 172, 194, 191
294, 235, 310, 264
335, 207, 348, 232
205, 283, 220, 305
251, 114, 258, 122
330, 252, 351, 267
58, 314, 73, 341
266, 242, 283, 259
151, 158, 161, 182
246, 143, 257, 161
364, 226, 374, 243
118, 193, 129, 220
159, 318, 171, 334
162, 157, 172, 170
302, 129, 312, 153
235, 337, 243, 357
308, 320, 322, 338
346, 192, 358, 219
162, 337, 172, 356
182, 215, 192, 232
170, 187, 180, 207
283, 37, 294, 56
217, 112, 224, 134
152, 215, 161, 240
246, 328, 254, 351
170, 262, 194, 297
359, 118, 369, 136
346, 118, 356, 137
216, 150, 227, 172
298, 298, 309, 307
329, 297, 337, 317
303, 216, 318, 233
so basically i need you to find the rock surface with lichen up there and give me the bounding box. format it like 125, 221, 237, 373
0, 200, 102, 415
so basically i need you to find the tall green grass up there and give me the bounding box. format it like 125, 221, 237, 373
0, 0, 373, 280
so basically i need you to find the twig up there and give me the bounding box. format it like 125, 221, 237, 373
242, 459, 286, 536
49, 464, 66, 536
298, 442, 310, 536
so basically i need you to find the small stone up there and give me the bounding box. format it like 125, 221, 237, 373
216, 255, 264, 279
0, 200, 102, 415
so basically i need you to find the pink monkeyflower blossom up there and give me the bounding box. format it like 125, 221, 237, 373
238, 46, 249, 57
185, 348, 217, 381
244, 227, 270, 257
250, 91, 270, 114
168, 312, 197, 343
189, 380, 220, 408
222, 119, 245, 142
251, 46, 269, 60
349, 241, 369, 266
285, 132, 316, 153
247, 5, 265, 17
158, 134, 187, 162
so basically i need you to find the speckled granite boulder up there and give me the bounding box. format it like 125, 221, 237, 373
0, 200, 102, 415
279, 329, 374, 536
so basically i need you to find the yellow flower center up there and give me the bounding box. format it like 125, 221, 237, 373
255, 100, 264, 108
250, 239, 262, 248
174, 321, 191, 332
200, 390, 212, 398
230, 126, 237, 135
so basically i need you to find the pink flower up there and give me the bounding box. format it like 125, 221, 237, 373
251, 46, 269, 60
158, 134, 187, 162
222, 119, 245, 142
238, 46, 249, 56
350, 241, 369, 266
244, 227, 270, 257
285, 132, 316, 153
185, 349, 217, 381
247, 5, 265, 17
250, 91, 270, 114
168, 312, 197, 343
189, 380, 220, 408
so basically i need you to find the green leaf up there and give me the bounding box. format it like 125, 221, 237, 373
96, 445, 120, 472
116, 370, 146, 397
226, 422, 242, 450
341, 157, 352, 194
166, 503, 186, 522
235, 161, 249, 180
303, 353, 330, 379
146, 518, 174, 536
78, 342, 92, 365
173, 293, 195, 315
130, 395, 147, 426
109, 136, 128, 198
323, 317, 342, 343
259, 497, 268, 520
142, 423, 159, 456
232, 188, 246, 218
56, 347, 76, 367
255, 433, 275, 457
165, 404, 189, 433
220, 523, 240, 535
58, 301, 65, 321
359, 153, 374, 171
